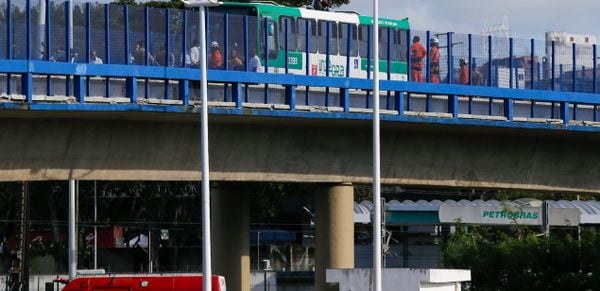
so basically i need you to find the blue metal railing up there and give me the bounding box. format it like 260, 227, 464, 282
1, 0, 600, 132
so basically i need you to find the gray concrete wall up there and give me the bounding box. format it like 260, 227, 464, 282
0, 111, 599, 192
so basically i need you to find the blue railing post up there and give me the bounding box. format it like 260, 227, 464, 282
551, 40, 555, 91
86, 3, 91, 63
572, 42, 577, 92
305, 20, 310, 105
144, 6, 149, 66
326, 21, 330, 77
405, 29, 411, 110
85, 2, 91, 97
468, 34, 472, 85
285, 85, 296, 111
66, 1, 71, 62
447, 32, 453, 84
45, 0, 52, 95
530, 39, 535, 90
125, 5, 130, 65
367, 25, 372, 80
243, 15, 248, 71
561, 101, 570, 126
325, 21, 331, 106
504, 96, 514, 121
23, 0, 31, 102
65, 1, 71, 96
105, 4, 111, 97
394, 91, 404, 116
46, 0, 51, 61
387, 27, 391, 80
105, 4, 111, 64
340, 88, 350, 113
165, 8, 171, 99
182, 10, 188, 68
509, 38, 513, 88
263, 17, 269, 104
386, 28, 392, 109
284, 18, 289, 74
346, 24, 351, 78
223, 13, 229, 101
305, 20, 310, 76
127, 77, 138, 103
406, 29, 411, 82
426, 31, 430, 83
180, 80, 190, 106
425, 31, 431, 112
222, 13, 228, 67
594, 44, 598, 94
6, 0, 12, 60
165, 8, 170, 67
487, 35, 492, 87
233, 82, 243, 109
25, 0, 30, 60
263, 18, 269, 73
5, 0, 11, 94
530, 39, 535, 117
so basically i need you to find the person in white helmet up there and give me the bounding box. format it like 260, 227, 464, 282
209, 41, 223, 69
429, 38, 440, 83
458, 57, 469, 85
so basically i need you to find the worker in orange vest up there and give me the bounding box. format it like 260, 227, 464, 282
429, 38, 440, 83
410, 36, 427, 82
458, 57, 470, 85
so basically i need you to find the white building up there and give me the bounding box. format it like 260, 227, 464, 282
545, 32, 596, 74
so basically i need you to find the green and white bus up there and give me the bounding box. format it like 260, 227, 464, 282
210, 1, 409, 80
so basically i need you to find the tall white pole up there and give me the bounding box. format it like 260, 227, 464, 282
68, 179, 77, 280
372, 0, 382, 290
199, 6, 212, 291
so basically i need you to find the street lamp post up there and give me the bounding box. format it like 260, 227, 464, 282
372, 0, 382, 291
180, 1, 220, 291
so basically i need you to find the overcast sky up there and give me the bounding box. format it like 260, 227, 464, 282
339, 0, 598, 40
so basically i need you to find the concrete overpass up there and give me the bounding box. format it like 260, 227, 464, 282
2, 2, 600, 290
1, 110, 598, 193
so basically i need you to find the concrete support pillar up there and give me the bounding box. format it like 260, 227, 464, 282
212, 183, 250, 291
315, 183, 355, 291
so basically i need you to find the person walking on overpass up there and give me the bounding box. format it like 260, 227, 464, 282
209, 41, 223, 70
458, 57, 470, 85
410, 36, 427, 82
429, 37, 440, 83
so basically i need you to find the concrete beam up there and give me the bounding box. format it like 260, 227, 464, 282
0, 113, 599, 192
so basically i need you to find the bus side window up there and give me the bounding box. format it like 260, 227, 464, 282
260, 18, 279, 59
297, 18, 316, 53
318, 21, 338, 55
329, 21, 339, 55
339, 23, 349, 56
379, 27, 394, 59
279, 17, 296, 51
358, 25, 370, 58
394, 29, 408, 62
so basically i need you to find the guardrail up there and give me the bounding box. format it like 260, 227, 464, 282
1, 0, 600, 132
2, 58, 600, 133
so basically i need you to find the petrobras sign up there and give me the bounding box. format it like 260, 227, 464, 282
439, 205, 542, 226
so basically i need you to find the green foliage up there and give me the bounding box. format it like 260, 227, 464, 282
442, 225, 600, 290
